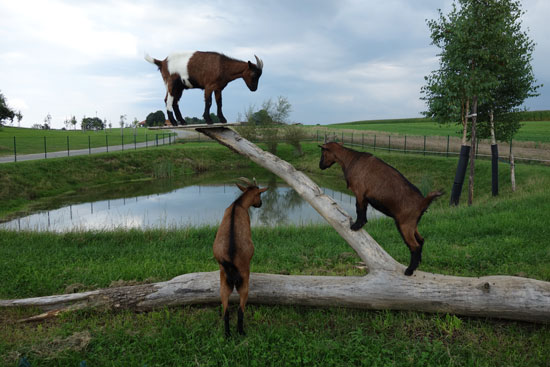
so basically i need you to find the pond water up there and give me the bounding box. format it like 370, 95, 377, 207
0, 182, 383, 232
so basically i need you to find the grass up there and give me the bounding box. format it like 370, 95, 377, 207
0, 126, 175, 156
1, 142, 550, 366
324, 117, 550, 143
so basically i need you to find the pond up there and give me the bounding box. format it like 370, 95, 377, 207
0, 180, 384, 232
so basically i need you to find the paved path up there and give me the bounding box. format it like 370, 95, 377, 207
0, 134, 176, 164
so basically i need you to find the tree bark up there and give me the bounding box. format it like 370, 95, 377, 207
468, 96, 478, 206
450, 99, 470, 206
510, 150, 516, 192
2, 126, 549, 323
490, 109, 499, 196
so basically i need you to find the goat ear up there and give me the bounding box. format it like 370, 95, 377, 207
248, 61, 254, 69
259, 187, 268, 193
318, 144, 325, 150
236, 183, 247, 192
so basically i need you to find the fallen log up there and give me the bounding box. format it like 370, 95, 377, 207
1, 127, 549, 323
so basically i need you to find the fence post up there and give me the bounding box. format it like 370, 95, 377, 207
67, 136, 70, 156
362, 133, 364, 148
134, 134, 137, 150
341, 131, 344, 144
351, 132, 354, 146
88, 136, 91, 155
106, 135, 109, 152
156, 134, 158, 147
122, 133, 124, 151
446, 135, 449, 157
374, 135, 376, 151
388, 135, 391, 152
404, 135, 407, 154
146, 134, 148, 149
13, 136, 17, 162
44, 136, 47, 159
423, 135, 426, 156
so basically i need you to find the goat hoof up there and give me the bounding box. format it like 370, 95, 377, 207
350, 222, 364, 231
404, 268, 414, 276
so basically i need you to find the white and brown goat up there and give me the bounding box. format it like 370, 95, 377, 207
213, 178, 268, 336
145, 51, 263, 125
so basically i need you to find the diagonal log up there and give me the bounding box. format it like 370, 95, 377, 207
1, 127, 549, 323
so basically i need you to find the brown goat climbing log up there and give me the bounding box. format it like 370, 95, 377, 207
319, 142, 443, 276
1, 127, 549, 324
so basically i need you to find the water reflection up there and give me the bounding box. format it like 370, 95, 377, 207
0, 181, 383, 232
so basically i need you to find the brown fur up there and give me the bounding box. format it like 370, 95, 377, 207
213, 183, 268, 336
319, 142, 443, 276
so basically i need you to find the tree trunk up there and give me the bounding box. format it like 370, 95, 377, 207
2, 126, 549, 323
450, 99, 470, 206
510, 150, 516, 192
490, 110, 499, 196
468, 96, 478, 206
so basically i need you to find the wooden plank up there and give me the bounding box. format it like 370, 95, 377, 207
148, 123, 240, 130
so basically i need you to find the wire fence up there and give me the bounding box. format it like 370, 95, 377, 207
312, 129, 550, 165
172, 128, 550, 165
2, 128, 549, 165
0, 132, 176, 163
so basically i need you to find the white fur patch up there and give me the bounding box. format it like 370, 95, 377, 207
167, 51, 196, 88
166, 93, 174, 112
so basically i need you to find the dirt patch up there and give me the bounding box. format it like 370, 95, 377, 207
4, 331, 91, 365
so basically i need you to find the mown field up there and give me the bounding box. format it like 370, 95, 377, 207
0, 126, 174, 157
1, 142, 549, 366
325, 117, 550, 143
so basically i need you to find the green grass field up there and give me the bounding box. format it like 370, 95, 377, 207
1, 143, 549, 366
325, 118, 550, 142
0, 126, 174, 156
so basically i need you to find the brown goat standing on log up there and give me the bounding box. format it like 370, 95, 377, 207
213, 178, 268, 336
319, 142, 443, 276
145, 51, 263, 126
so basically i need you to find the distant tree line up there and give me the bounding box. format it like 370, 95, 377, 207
0, 90, 22, 127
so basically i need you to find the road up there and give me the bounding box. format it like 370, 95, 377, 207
0, 133, 177, 164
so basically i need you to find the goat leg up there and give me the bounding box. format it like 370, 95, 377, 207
224, 308, 231, 337
203, 89, 213, 124
165, 93, 179, 126
173, 104, 187, 125
237, 307, 245, 335
215, 90, 228, 123
350, 199, 368, 231
405, 245, 423, 276
167, 111, 178, 126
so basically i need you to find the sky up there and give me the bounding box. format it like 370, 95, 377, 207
0, 0, 549, 129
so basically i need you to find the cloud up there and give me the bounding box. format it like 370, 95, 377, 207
0, 0, 548, 128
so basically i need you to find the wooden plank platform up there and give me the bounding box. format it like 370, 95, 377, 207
148, 123, 240, 130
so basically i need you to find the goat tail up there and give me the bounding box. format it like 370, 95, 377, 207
220, 261, 243, 290
422, 190, 444, 211
144, 53, 162, 69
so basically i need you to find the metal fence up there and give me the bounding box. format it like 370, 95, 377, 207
312, 129, 550, 165
0, 133, 176, 163
172, 128, 550, 164
2, 128, 549, 165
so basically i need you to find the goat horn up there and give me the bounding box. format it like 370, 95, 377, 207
237, 177, 253, 186
253, 177, 257, 186
254, 55, 263, 70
